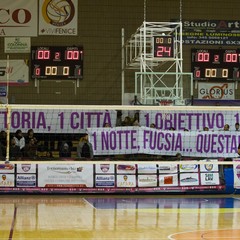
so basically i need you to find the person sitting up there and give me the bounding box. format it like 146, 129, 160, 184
24, 138, 38, 159
45, 150, 54, 159
59, 142, 71, 158
77, 133, 93, 159
9, 138, 21, 160
25, 129, 38, 145
0, 130, 7, 157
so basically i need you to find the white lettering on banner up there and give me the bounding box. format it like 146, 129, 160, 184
140, 110, 240, 131
0, 110, 116, 133
87, 127, 240, 158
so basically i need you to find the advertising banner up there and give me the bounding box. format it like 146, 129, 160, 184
0, 174, 14, 187
0, 60, 29, 85
159, 174, 178, 187
138, 175, 157, 187
117, 175, 136, 188
200, 173, 220, 185
95, 175, 115, 187
16, 174, 36, 187
137, 164, 157, 174
198, 82, 235, 100
182, 20, 240, 45
158, 163, 178, 174
17, 164, 37, 174
234, 159, 240, 188
38, 163, 94, 187
0, 1, 37, 36
0, 163, 224, 193
39, 0, 78, 35
179, 173, 199, 186
4, 37, 31, 53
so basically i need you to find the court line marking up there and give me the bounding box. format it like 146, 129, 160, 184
168, 228, 240, 240
83, 198, 96, 209
8, 206, 17, 240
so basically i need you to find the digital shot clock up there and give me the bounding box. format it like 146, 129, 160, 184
31, 46, 83, 80
191, 49, 240, 81
153, 36, 174, 58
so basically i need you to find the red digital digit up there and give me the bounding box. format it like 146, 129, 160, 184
66, 50, 72, 59
164, 47, 172, 57
73, 51, 79, 59
197, 52, 209, 62
66, 50, 80, 60
195, 70, 201, 78
37, 50, 50, 59
35, 68, 40, 76
55, 52, 60, 60
156, 46, 172, 57
156, 46, 164, 57
225, 53, 238, 62
214, 55, 219, 62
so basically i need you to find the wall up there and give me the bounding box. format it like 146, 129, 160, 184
0, 0, 239, 105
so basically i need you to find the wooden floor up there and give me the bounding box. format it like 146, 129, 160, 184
0, 194, 240, 240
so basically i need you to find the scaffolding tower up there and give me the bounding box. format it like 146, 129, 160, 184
124, 21, 192, 105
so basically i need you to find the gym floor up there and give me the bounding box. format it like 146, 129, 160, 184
0, 194, 239, 240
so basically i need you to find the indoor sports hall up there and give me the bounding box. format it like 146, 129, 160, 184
0, 0, 240, 240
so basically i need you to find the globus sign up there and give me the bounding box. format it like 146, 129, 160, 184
198, 82, 235, 100
0, 1, 37, 36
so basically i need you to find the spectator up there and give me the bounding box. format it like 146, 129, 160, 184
59, 142, 71, 158
103, 123, 111, 127
132, 112, 140, 126
13, 129, 25, 155
25, 138, 38, 159
150, 123, 156, 128
203, 127, 209, 131
0, 130, 7, 157
116, 110, 122, 126
9, 138, 21, 160
25, 129, 38, 145
121, 116, 132, 126
223, 124, 230, 131
77, 133, 93, 159
45, 150, 54, 159
132, 119, 140, 126
235, 122, 240, 131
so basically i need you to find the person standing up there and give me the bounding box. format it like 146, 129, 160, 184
13, 129, 25, 156
77, 133, 94, 159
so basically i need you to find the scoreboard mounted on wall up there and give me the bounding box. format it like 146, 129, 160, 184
31, 46, 83, 80
191, 49, 240, 81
